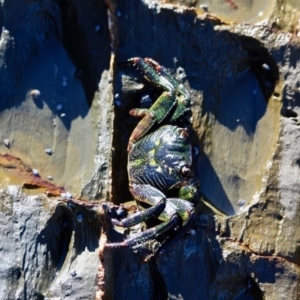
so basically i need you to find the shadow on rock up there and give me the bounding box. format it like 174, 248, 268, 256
35, 203, 101, 283
210, 250, 277, 299
0, 0, 110, 130
35, 204, 74, 287
197, 152, 235, 215
113, 2, 279, 215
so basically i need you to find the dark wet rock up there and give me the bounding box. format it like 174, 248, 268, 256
107, 1, 300, 299
112, 0, 280, 216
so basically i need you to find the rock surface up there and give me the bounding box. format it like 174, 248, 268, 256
0, 0, 300, 299
0, 0, 112, 299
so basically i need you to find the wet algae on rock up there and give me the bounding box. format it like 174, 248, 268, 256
0, 0, 300, 299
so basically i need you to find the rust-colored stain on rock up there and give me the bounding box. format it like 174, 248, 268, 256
0, 154, 65, 196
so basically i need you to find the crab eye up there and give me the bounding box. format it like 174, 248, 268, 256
181, 166, 191, 177
177, 128, 188, 139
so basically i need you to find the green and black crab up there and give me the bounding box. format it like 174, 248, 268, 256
106, 57, 200, 252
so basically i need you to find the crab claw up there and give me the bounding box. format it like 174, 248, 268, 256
127, 91, 176, 151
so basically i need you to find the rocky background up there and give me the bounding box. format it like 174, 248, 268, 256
0, 0, 300, 299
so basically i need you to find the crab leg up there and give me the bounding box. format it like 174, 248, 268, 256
144, 58, 190, 100
105, 214, 180, 248
126, 57, 178, 150
157, 212, 195, 255
111, 198, 166, 227
126, 57, 192, 151
157, 198, 194, 222
127, 57, 174, 92
111, 184, 167, 227
144, 58, 191, 122
128, 91, 176, 151
106, 186, 195, 249
106, 199, 194, 249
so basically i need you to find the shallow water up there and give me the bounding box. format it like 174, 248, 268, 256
196, 69, 281, 215
0, 41, 99, 197
166, 0, 277, 23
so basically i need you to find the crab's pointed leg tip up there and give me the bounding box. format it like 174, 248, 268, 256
143, 254, 154, 262
104, 241, 128, 249
129, 57, 140, 64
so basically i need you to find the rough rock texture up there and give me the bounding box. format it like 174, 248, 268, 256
0, 0, 113, 199
1, 0, 300, 299
0, 187, 103, 299
108, 1, 300, 299
0, 0, 112, 299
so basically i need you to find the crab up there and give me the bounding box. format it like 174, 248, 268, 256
106, 58, 199, 252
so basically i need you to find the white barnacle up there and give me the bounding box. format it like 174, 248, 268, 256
262, 63, 270, 71
47, 175, 53, 180
189, 229, 196, 235
200, 4, 208, 12
176, 67, 186, 81
3, 138, 10, 147
56, 104, 63, 110
61, 192, 72, 199
30, 89, 41, 100
45, 148, 52, 155
32, 169, 39, 176
237, 199, 245, 207
66, 192, 72, 199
